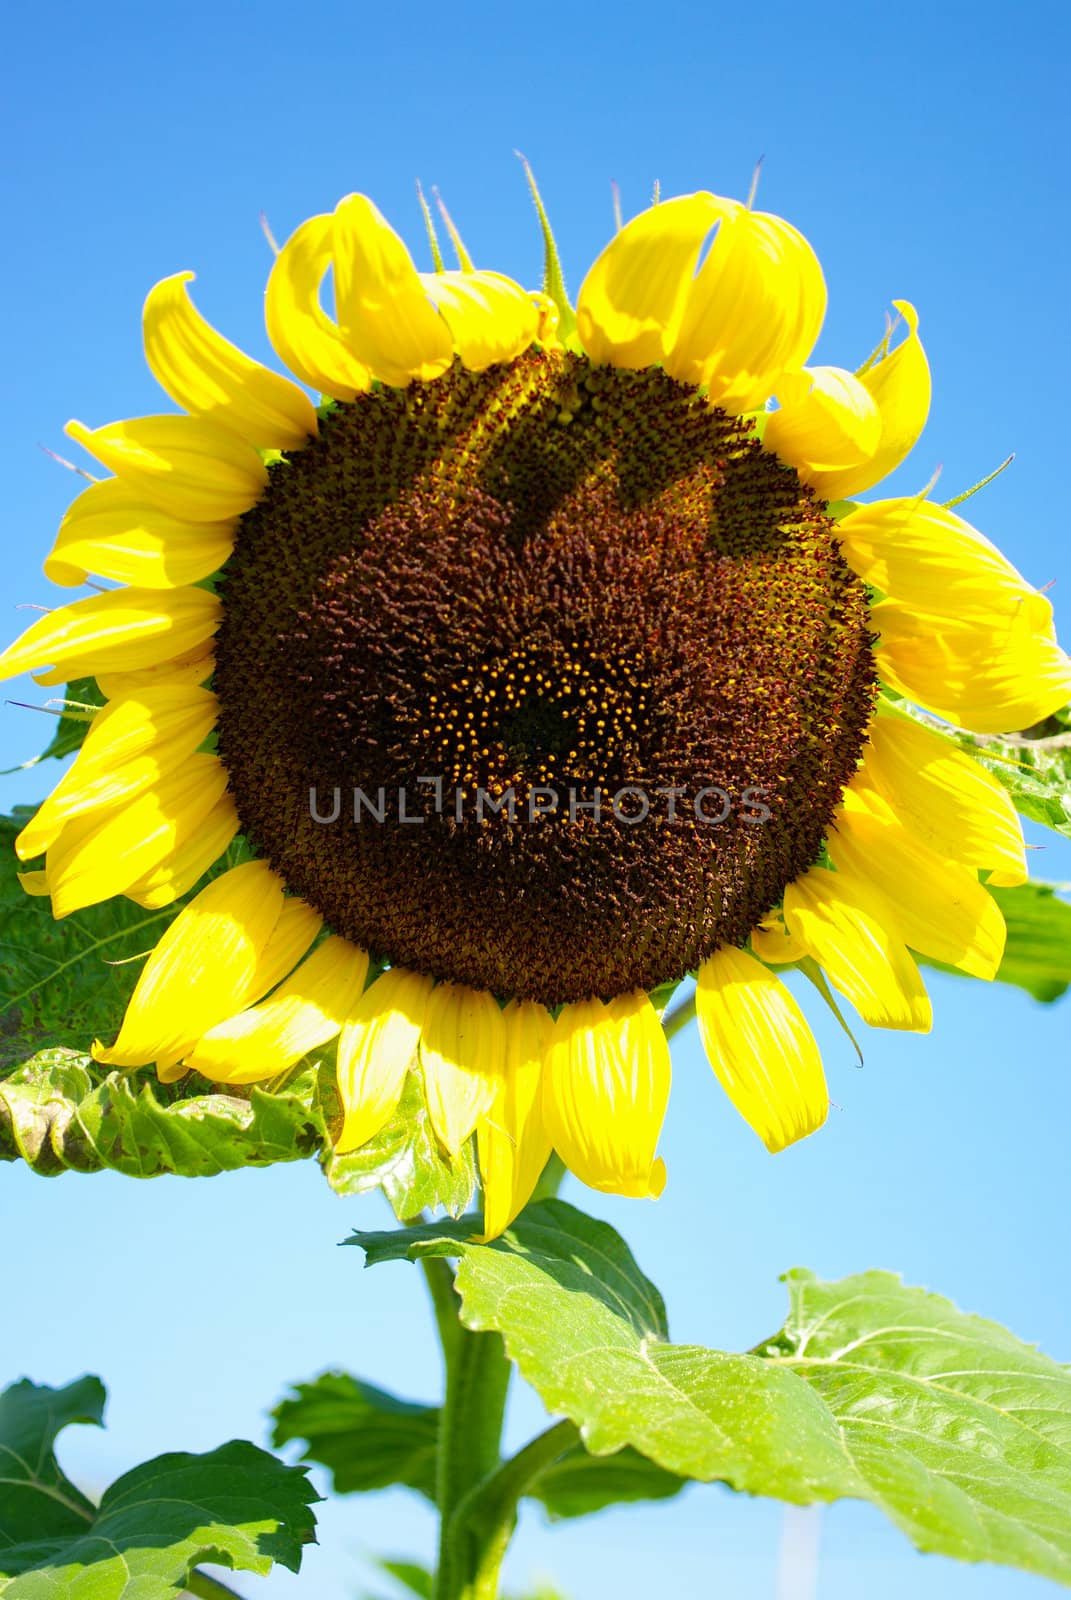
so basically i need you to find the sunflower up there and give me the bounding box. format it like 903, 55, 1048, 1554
4, 179, 1069, 1238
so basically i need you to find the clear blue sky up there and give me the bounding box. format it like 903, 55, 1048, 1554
2, 2, 1069, 1595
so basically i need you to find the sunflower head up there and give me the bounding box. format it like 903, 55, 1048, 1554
3, 176, 1068, 1234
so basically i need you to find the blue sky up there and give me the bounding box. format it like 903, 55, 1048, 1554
1, 2, 1069, 1595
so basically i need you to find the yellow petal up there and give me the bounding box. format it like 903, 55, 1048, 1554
65, 415, 267, 523
861, 716, 1026, 884
123, 792, 240, 907
422, 270, 539, 371
543, 992, 669, 1199
668, 206, 827, 410
477, 999, 555, 1240
334, 967, 434, 1156
92, 861, 285, 1067
419, 982, 505, 1157
183, 935, 369, 1085
809, 301, 931, 500
0, 588, 220, 685
763, 366, 882, 480
266, 214, 372, 402
143, 271, 318, 449
828, 789, 1007, 979
44, 478, 234, 591
95, 645, 215, 699
873, 598, 1071, 733
45, 752, 229, 917
696, 947, 828, 1152
17, 870, 50, 896
576, 193, 727, 368
749, 911, 808, 967
783, 865, 932, 1031
15, 685, 218, 859
838, 498, 1047, 622
333, 194, 453, 388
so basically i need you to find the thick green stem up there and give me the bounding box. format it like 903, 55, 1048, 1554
454, 1420, 580, 1599
433, 1323, 512, 1600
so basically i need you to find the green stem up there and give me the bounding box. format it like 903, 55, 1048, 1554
454, 1420, 580, 1600
433, 1323, 512, 1600
185, 1571, 248, 1600
662, 990, 697, 1042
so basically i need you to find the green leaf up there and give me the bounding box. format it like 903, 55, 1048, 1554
0, 813, 476, 1216
0, 1377, 318, 1598
988, 881, 1071, 1001
1, 679, 104, 775
352, 1202, 1071, 1586
272, 1373, 439, 1499
533, 1445, 686, 1519
0, 1377, 104, 1544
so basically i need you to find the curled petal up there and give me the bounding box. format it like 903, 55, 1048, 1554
335, 967, 434, 1156
0, 587, 220, 686
783, 865, 932, 1032
696, 947, 827, 1152
576, 193, 727, 368
333, 194, 453, 387
65, 416, 267, 523
266, 214, 372, 401
422, 270, 539, 370
668, 206, 827, 410
861, 716, 1026, 884
45, 479, 234, 591
763, 366, 881, 479
543, 992, 669, 1198
144, 272, 318, 448
810, 301, 930, 500
184, 935, 369, 1085
477, 999, 555, 1240
873, 597, 1071, 733
419, 982, 505, 1156
828, 788, 1007, 979
92, 861, 285, 1067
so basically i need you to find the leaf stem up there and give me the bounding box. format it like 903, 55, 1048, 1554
662, 992, 697, 1042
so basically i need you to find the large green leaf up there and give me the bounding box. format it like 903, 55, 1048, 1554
0, 1377, 318, 1598
0, 813, 476, 1216
271, 1369, 684, 1519
988, 882, 1071, 1001
273, 1373, 439, 1499
353, 1201, 1071, 1585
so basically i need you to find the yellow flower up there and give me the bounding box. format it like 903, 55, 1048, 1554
3, 184, 1067, 1236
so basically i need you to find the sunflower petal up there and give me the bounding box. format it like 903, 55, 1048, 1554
696, 947, 827, 1151
333, 194, 453, 388
266, 214, 372, 401
65, 415, 267, 523
862, 716, 1027, 884
419, 982, 505, 1157
45, 752, 230, 917
810, 301, 930, 500
477, 999, 555, 1240
95, 646, 215, 699
763, 366, 882, 480
0, 588, 220, 685
184, 935, 369, 1085
783, 865, 932, 1031
668, 206, 827, 411
334, 967, 434, 1155
123, 792, 240, 908
44, 479, 234, 591
828, 790, 1007, 979
873, 598, 1071, 733
144, 272, 318, 449
15, 685, 218, 860
421, 270, 539, 370
576, 193, 726, 368
543, 992, 669, 1198
92, 861, 285, 1068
